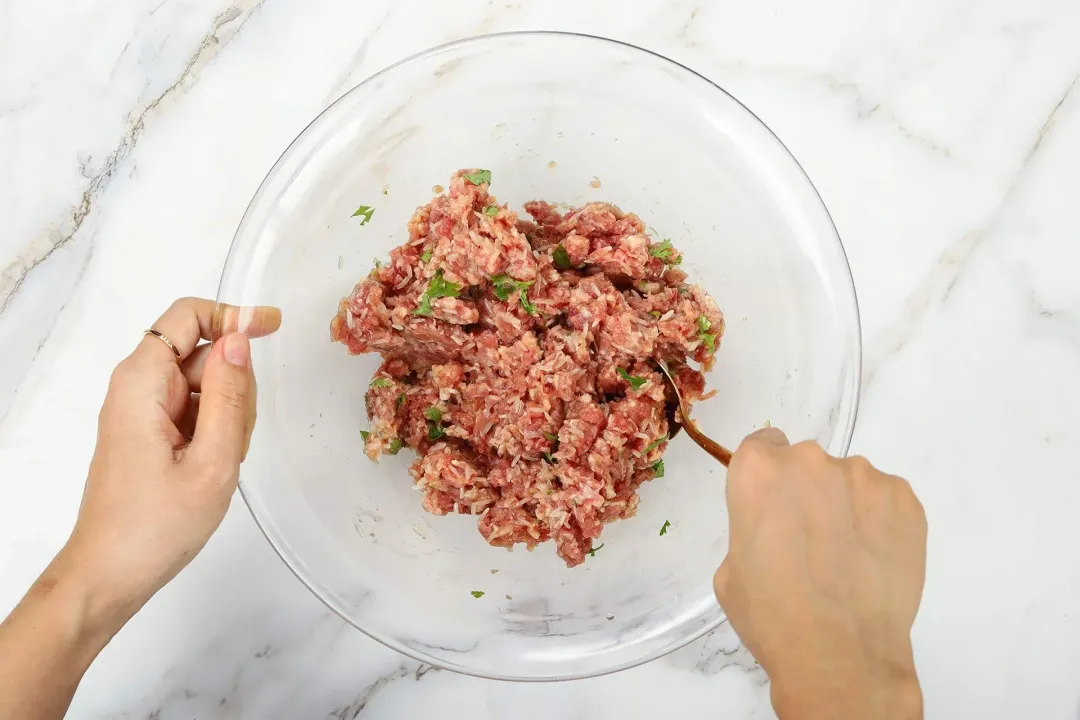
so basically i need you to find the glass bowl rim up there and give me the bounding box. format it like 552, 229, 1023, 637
217, 29, 863, 682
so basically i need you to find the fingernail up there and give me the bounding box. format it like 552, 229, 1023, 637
223, 333, 250, 368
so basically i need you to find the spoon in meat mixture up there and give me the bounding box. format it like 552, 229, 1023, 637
657, 361, 733, 467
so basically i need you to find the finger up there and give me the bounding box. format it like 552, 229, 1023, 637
177, 394, 201, 441
186, 333, 256, 479
181, 306, 281, 391
135, 298, 281, 366
180, 343, 213, 392
136, 297, 218, 365
214, 304, 282, 341
712, 558, 732, 607
726, 427, 789, 515
741, 426, 789, 448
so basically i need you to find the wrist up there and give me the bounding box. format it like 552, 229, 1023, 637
769, 645, 922, 720
44, 543, 141, 653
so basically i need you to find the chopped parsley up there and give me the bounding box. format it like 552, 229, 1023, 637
542, 432, 559, 461
421, 251, 432, 263
370, 377, 391, 388
471, 590, 486, 598
648, 310, 662, 318
424, 406, 446, 441
360, 430, 370, 442
644, 434, 668, 454
413, 269, 462, 316
659, 520, 671, 536
428, 269, 461, 298
651, 459, 665, 478
649, 239, 675, 261
617, 367, 647, 391
696, 314, 718, 354
387, 437, 403, 455
552, 244, 572, 270
491, 274, 533, 301
490, 274, 537, 315
373, 257, 382, 269
463, 169, 492, 185
587, 543, 605, 558
397, 393, 406, 409
483, 205, 499, 216
351, 205, 374, 225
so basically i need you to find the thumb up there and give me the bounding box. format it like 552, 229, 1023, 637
740, 426, 790, 448
713, 557, 733, 608
189, 332, 256, 476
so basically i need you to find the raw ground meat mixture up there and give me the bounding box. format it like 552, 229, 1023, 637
330, 169, 724, 567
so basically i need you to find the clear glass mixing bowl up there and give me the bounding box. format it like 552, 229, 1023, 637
215, 31, 860, 681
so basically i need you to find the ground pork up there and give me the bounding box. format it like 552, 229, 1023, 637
331, 169, 724, 567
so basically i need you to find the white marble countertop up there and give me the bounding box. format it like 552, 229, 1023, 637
4, 1, 1080, 717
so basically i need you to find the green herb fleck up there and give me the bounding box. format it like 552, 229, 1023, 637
617, 367, 647, 392
397, 393, 406, 409
491, 274, 533, 301
649, 239, 675, 261
414, 295, 433, 316
490, 276, 514, 302
360, 430, 370, 442
427, 422, 445, 441
673, 255, 683, 265
587, 543, 605, 558
428, 269, 461, 298
413, 269, 461, 316
483, 205, 500, 216
490, 274, 536, 314
696, 314, 718, 353
543, 432, 560, 459
351, 205, 374, 225
463, 169, 492, 185
644, 434, 669, 454
659, 520, 671, 536
552, 244, 572, 270
471, 590, 486, 598
370, 377, 391, 388
373, 257, 382, 269
423, 406, 443, 423
421, 251, 433, 263
651, 459, 665, 478
387, 437, 403, 455
648, 310, 662, 318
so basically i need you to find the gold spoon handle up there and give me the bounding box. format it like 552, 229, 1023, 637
655, 359, 732, 467
681, 417, 732, 467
